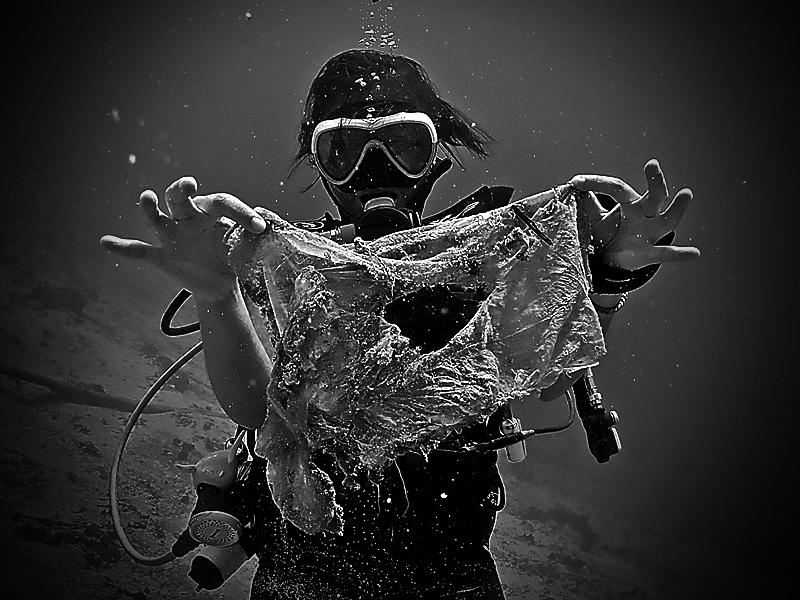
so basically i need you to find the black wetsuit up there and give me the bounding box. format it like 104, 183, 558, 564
248, 188, 514, 600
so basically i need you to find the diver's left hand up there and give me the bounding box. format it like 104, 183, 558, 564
570, 159, 700, 270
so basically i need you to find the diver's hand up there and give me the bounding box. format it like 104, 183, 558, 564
570, 159, 700, 270
100, 177, 266, 301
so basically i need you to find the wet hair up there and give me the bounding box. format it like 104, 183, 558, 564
294, 49, 493, 168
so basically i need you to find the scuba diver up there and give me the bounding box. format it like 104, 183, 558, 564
101, 49, 699, 599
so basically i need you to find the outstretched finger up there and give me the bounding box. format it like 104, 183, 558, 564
100, 235, 160, 262
648, 244, 701, 264
165, 177, 200, 221
569, 175, 639, 204
138, 190, 171, 234
192, 193, 267, 233
639, 159, 669, 217
661, 188, 694, 232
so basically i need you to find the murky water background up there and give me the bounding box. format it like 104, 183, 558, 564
4, 1, 792, 598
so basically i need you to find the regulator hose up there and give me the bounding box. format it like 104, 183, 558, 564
110, 288, 203, 565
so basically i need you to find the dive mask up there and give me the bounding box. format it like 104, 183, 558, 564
311, 112, 438, 185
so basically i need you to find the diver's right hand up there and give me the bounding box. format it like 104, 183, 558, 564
100, 177, 266, 301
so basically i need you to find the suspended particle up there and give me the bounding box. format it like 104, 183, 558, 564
128, 154, 136, 164
245, 11, 252, 20
111, 108, 120, 122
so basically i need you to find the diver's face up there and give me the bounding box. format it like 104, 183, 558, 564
313, 110, 439, 220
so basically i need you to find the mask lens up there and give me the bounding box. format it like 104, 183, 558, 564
378, 122, 435, 175
315, 128, 371, 182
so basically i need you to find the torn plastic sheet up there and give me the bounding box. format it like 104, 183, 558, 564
226, 186, 605, 534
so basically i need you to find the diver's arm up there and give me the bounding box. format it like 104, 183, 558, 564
557, 159, 700, 400
196, 285, 270, 429
541, 160, 699, 401
101, 176, 270, 428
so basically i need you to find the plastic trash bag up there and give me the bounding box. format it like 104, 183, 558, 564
226, 186, 605, 534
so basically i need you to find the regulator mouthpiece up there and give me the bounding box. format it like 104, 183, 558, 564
323, 196, 420, 243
